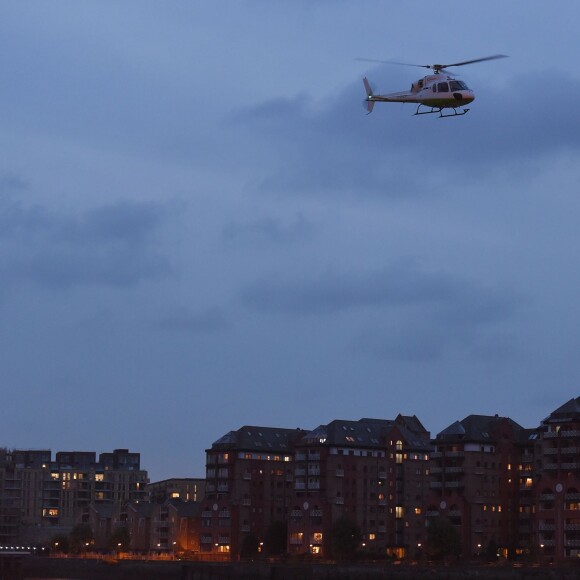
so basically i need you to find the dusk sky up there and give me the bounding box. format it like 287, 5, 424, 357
2, 1, 580, 480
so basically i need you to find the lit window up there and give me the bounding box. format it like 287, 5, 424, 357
415, 508, 422, 515
395, 506, 404, 519
171, 492, 180, 498
368, 533, 376, 540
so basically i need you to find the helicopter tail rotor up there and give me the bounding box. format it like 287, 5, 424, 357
362, 77, 375, 114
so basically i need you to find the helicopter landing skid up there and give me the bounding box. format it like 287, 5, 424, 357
414, 105, 469, 118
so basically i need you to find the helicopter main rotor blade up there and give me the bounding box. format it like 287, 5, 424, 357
438, 54, 508, 69
356, 58, 430, 69
356, 55, 508, 72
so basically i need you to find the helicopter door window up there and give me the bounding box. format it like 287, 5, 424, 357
437, 82, 449, 92
432, 85, 437, 92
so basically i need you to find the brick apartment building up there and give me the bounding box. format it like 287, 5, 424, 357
426, 414, 525, 557
202, 426, 307, 557
0, 448, 147, 545
287, 415, 431, 559
532, 397, 580, 561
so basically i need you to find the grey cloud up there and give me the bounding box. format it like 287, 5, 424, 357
241, 262, 520, 318
222, 213, 314, 245
0, 198, 173, 290
233, 69, 580, 198
154, 306, 229, 334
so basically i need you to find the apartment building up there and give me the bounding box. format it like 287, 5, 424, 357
147, 478, 205, 504
202, 426, 307, 557
533, 397, 580, 562
426, 414, 524, 557
287, 415, 431, 559
0, 448, 148, 545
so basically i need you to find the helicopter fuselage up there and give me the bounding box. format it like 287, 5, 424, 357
363, 73, 475, 116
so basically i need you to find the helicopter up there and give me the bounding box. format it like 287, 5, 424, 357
359, 55, 507, 118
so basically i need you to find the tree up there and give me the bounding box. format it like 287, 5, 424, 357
425, 517, 461, 561
264, 520, 287, 556
330, 517, 362, 561
108, 525, 131, 551
240, 531, 260, 559
69, 523, 93, 554
51, 534, 69, 554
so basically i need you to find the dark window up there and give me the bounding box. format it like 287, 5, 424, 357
437, 82, 449, 92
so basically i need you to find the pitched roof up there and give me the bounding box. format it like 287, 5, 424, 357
437, 414, 523, 442
299, 419, 390, 448
542, 397, 580, 424
209, 426, 306, 453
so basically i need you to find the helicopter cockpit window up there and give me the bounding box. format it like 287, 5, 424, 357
437, 82, 449, 92
449, 80, 469, 91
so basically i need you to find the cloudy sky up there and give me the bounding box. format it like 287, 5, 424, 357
2, 1, 580, 480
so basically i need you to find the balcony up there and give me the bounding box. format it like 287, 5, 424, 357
565, 524, 580, 531
544, 448, 558, 455
544, 464, 558, 470
444, 467, 464, 474
290, 510, 302, 517
335, 469, 344, 477
201, 511, 213, 518
566, 493, 580, 500
335, 497, 344, 505
562, 447, 580, 454
562, 463, 580, 469
565, 539, 580, 547
539, 523, 555, 531
242, 498, 251, 506
217, 484, 229, 492
295, 468, 306, 476
308, 453, 321, 460
308, 482, 320, 490
294, 482, 306, 490
544, 432, 558, 438
310, 510, 322, 517
295, 453, 307, 461
430, 452, 442, 459
540, 494, 555, 501
561, 430, 580, 437
308, 467, 321, 476
429, 467, 442, 474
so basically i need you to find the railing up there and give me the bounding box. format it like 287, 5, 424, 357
295, 453, 307, 461
290, 510, 302, 517
562, 463, 580, 469
444, 467, 464, 473
335, 469, 344, 477
335, 497, 344, 505
539, 523, 555, 531
295, 468, 306, 476
294, 483, 306, 490
242, 499, 251, 506
308, 453, 321, 460
544, 448, 558, 455
540, 494, 555, 501
308, 482, 320, 490
243, 473, 251, 480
